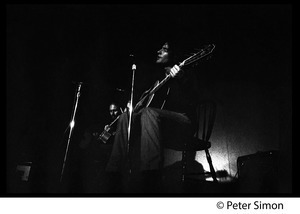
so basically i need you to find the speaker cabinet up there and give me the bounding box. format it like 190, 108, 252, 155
237, 150, 279, 193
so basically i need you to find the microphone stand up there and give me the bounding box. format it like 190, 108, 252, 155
126, 63, 136, 174
60, 82, 82, 183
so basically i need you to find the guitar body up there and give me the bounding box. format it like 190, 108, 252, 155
97, 116, 120, 144
98, 129, 112, 144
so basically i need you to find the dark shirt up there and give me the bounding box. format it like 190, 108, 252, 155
133, 62, 201, 129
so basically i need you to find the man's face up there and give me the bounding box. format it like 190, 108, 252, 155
156, 42, 169, 64
109, 104, 119, 119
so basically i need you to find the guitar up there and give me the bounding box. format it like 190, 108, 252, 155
97, 115, 121, 144
133, 44, 216, 112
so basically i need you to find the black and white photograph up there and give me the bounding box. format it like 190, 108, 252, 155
6, 4, 292, 196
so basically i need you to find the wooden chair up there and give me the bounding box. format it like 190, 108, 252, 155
181, 99, 218, 183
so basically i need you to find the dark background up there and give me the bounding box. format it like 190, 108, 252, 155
6, 4, 292, 194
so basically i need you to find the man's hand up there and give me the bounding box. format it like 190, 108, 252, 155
104, 125, 110, 132
169, 65, 181, 78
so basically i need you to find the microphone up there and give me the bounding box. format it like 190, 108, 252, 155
129, 54, 136, 70
72, 81, 84, 94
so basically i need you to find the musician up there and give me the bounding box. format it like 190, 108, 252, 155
79, 102, 122, 148
78, 102, 123, 193
99, 102, 123, 144
106, 40, 202, 192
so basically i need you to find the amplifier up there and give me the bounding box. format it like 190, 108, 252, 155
237, 150, 279, 193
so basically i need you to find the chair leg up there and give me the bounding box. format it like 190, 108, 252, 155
181, 150, 187, 182
205, 149, 218, 183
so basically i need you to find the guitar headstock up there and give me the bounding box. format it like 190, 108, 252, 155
179, 44, 215, 67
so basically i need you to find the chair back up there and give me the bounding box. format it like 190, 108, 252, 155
194, 99, 217, 142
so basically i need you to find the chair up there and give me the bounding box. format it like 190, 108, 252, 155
181, 99, 218, 183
